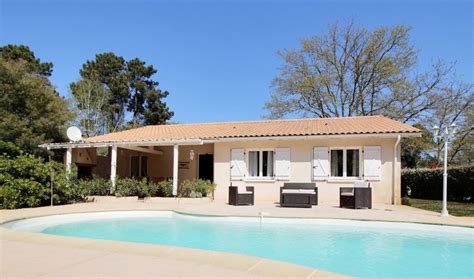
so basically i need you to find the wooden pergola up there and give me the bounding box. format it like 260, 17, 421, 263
40, 139, 204, 196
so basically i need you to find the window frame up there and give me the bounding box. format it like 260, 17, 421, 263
246, 149, 275, 179
328, 147, 362, 179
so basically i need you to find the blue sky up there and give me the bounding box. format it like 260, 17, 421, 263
1, 0, 472, 123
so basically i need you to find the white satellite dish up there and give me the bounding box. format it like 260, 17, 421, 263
66, 126, 82, 142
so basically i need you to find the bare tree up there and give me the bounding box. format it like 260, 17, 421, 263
265, 21, 453, 123
70, 78, 110, 137
427, 83, 473, 164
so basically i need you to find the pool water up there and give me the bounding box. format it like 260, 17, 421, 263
6, 212, 474, 278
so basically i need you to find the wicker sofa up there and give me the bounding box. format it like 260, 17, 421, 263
340, 181, 372, 209
229, 185, 254, 206
280, 183, 318, 208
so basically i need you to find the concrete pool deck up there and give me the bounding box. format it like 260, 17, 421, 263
1, 198, 473, 278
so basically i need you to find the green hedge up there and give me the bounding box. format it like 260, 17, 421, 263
75, 178, 111, 196
157, 179, 173, 197
115, 178, 159, 198
178, 179, 216, 198
401, 166, 473, 202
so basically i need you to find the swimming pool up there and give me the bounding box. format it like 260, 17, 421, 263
4, 211, 473, 278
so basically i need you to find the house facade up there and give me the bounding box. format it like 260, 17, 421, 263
41, 115, 420, 205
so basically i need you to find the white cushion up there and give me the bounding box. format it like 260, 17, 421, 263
239, 191, 253, 194
282, 189, 300, 194
282, 189, 315, 194
354, 181, 369, 188
341, 192, 354, 196
298, 189, 316, 194
237, 185, 251, 194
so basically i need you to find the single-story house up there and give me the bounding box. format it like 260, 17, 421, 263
40, 115, 420, 204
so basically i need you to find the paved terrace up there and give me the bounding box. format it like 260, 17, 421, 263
1, 198, 473, 278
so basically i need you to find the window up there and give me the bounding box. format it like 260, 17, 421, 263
330, 150, 343, 177
263, 151, 274, 177
330, 148, 360, 178
130, 155, 148, 178
346, 149, 359, 177
249, 151, 259, 177
248, 150, 274, 178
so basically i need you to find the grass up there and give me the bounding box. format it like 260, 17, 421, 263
408, 198, 474, 217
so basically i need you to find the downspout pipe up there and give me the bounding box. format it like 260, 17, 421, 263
392, 135, 401, 205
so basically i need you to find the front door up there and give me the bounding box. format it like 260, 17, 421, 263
198, 154, 214, 181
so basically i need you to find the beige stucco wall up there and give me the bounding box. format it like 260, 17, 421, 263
69, 138, 401, 205
213, 137, 401, 205
72, 148, 97, 165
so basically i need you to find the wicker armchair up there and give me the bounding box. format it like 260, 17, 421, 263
340, 181, 372, 209
229, 185, 254, 206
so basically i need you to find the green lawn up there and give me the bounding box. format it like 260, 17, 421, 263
409, 199, 474, 217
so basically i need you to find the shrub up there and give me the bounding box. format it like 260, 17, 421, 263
115, 177, 140, 197
178, 179, 216, 198
0, 140, 22, 157
115, 177, 157, 198
74, 178, 111, 196
401, 196, 411, 206
157, 179, 174, 197
0, 179, 47, 209
0, 154, 74, 209
147, 182, 160, 197
401, 165, 473, 202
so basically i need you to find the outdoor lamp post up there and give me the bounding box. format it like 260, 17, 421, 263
432, 123, 457, 217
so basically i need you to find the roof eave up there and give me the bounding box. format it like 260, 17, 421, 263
40, 132, 421, 149
202, 132, 421, 143
39, 139, 204, 149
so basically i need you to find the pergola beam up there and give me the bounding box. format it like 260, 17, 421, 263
118, 145, 163, 155
39, 139, 203, 150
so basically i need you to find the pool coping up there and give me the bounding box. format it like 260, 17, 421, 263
3, 207, 472, 229
1, 203, 473, 278
1, 209, 350, 278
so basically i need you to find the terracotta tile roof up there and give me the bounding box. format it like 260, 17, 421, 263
85, 115, 420, 143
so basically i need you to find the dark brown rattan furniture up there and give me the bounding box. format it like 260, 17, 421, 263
280, 183, 318, 208
340, 181, 372, 209
229, 185, 254, 205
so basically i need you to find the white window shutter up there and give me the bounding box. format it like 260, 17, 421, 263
364, 146, 381, 180
313, 147, 329, 180
230, 149, 245, 180
275, 148, 290, 180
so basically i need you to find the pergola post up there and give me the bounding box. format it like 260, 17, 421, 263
110, 145, 117, 192
173, 144, 179, 196
65, 147, 72, 174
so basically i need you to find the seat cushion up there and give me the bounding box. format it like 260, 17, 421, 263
282, 189, 298, 194
298, 189, 316, 194
282, 189, 315, 194
354, 181, 369, 188
237, 185, 248, 194
239, 191, 253, 195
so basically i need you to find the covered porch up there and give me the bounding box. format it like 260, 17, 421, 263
41, 140, 215, 196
